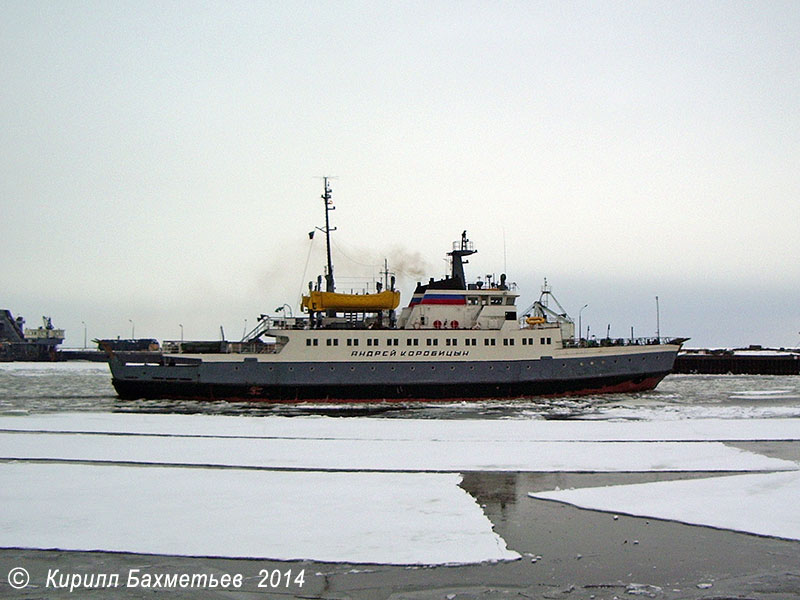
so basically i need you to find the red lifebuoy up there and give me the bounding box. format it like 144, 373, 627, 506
451, 320, 459, 329
433, 320, 442, 329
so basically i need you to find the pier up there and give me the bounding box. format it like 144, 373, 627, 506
674, 347, 800, 375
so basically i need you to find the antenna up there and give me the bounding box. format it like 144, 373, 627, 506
503, 227, 507, 275
317, 176, 337, 293
381, 258, 395, 291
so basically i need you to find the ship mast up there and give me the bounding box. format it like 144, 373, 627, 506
448, 231, 477, 288
321, 177, 336, 293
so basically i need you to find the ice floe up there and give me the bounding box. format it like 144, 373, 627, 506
2, 411, 798, 563
2, 412, 799, 442
530, 470, 800, 541
1, 426, 795, 473
0, 463, 517, 564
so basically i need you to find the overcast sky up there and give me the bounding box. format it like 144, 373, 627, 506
2, 1, 798, 349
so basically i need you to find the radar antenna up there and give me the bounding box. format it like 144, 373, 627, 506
448, 231, 477, 288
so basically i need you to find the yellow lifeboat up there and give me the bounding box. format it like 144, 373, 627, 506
525, 316, 546, 326
301, 290, 401, 312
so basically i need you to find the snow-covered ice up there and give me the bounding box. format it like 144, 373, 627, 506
1, 413, 795, 472
0, 463, 518, 564
2, 412, 799, 442
530, 470, 800, 541
1, 411, 798, 562
1, 432, 793, 472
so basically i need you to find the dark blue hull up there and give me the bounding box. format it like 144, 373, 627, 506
110, 348, 678, 402
111, 371, 669, 402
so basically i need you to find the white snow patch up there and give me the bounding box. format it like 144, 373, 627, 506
0, 463, 518, 564
580, 404, 800, 421
2, 412, 799, 442
530, 470, 800, 541
1, 432, 792, 473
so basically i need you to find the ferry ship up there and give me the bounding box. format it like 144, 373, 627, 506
109, 180, 685, 402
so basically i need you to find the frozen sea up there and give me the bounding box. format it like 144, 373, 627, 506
2, 361, 800, 420
1, 362, 799, 569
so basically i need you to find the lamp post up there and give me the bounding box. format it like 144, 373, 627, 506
655, 296, 660, 341
179, 324, 184, 342
578, 304, 588, 344
81, 321, 87, 349
128, 319, 134, 339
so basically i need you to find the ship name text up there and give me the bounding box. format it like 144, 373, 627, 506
350, 350, 471, 358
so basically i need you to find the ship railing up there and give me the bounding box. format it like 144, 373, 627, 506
563, 336, 683, 349
162, 340, 279, 354
226, 341, 280, 354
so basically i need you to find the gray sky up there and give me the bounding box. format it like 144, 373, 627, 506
2, 0, 798, 349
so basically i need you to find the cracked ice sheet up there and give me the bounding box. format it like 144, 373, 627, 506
530, 470, 800, 541
0, 463, 518, 564
2, 412, 800, 441
1, 433, 795, 472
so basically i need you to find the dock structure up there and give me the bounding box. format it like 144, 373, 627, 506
674, 347, 800, 375
0, 310, 64, 361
